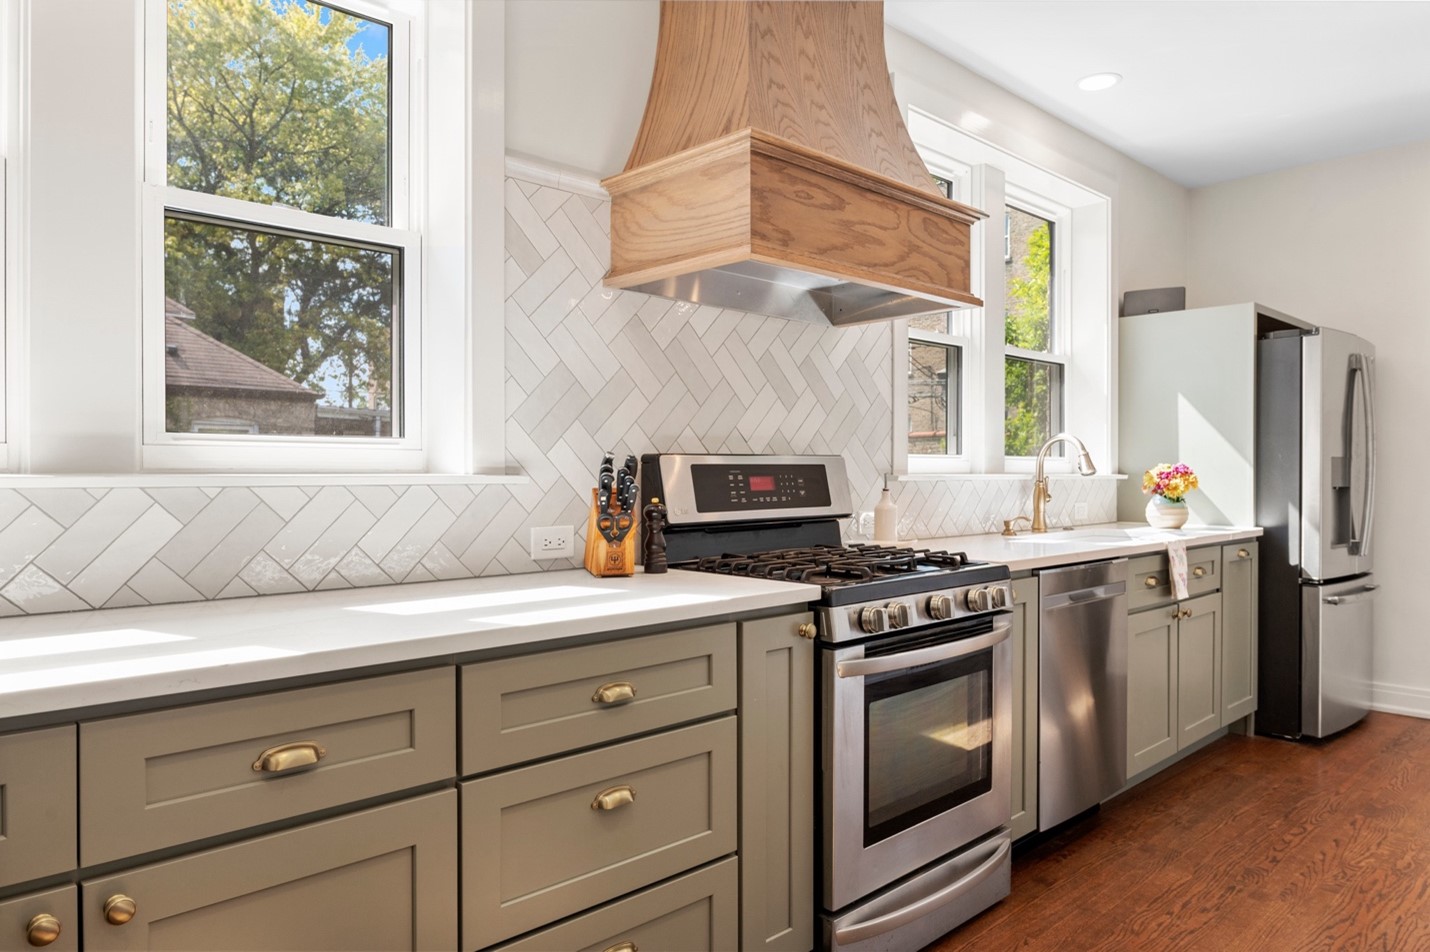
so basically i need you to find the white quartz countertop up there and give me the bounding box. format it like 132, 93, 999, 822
0, 570, 818, 723
920, 522, 1263, 573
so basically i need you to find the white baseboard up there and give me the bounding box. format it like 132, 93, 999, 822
1371, 682, 1430, 720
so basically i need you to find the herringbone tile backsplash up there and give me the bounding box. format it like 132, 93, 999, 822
0, 165, 1115, 616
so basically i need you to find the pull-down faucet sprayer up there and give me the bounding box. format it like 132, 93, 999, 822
1031, 433, 1097, 532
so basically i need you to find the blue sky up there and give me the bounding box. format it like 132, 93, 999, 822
289, 0, 389, 60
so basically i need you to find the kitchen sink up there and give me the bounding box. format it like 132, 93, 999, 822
1001, 527, 1211, 545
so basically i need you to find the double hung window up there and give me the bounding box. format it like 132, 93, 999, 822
1003, 199, 1066, 458
144, 0, 421, 468
906, 176, 963, 458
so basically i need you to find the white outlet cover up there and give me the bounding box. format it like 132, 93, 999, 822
529, 526, 574, 560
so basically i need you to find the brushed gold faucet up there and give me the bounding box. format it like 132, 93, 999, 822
1031, 433, 1097, 532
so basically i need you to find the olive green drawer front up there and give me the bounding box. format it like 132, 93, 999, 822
0, 724, 77, 888
80, 790, 457, 952
461, 624, 736, 774
491, 857, 738, 952
461, 717, 738, 950
1127, 546, 1222, 611
80, 667, 455, 865
0, 884, 79, 952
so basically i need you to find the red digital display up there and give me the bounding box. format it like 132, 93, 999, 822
749, 475, 776, 492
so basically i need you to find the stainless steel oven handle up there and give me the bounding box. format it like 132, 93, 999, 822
832, 836, 1012, 944
835, 619, 1011, 679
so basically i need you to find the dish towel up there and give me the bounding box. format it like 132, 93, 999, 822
1166, 540, 1190, 601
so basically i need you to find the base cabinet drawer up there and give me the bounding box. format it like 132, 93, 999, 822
0, 885, 79, 952
80, 667, 455, 865
461, 624, 736, 774
462, 717, 738, 950
80, 790, 457, 952
490, 857, 738, 952
0, 724, 77, 888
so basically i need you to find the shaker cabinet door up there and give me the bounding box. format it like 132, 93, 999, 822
1127, 606, 1178, 778
81, 790, 457, 952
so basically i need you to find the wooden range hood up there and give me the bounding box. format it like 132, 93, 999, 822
602, 1, 986, 327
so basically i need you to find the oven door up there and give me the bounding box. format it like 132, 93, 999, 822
822, 614, 1012, 911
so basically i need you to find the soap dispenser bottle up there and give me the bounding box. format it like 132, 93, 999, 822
873, 475, 898, 544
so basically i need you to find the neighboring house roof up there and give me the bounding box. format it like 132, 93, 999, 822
164, 302, 317, 401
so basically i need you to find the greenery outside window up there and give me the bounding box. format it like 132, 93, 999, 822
1004, 203, 1066, 456
143, 0, 422, 468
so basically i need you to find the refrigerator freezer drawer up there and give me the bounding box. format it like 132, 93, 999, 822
1302, 576, 1376, 737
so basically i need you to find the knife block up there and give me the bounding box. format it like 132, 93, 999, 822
583, 489, 637, 577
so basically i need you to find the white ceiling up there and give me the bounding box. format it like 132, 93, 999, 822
884, 1, 1430, 188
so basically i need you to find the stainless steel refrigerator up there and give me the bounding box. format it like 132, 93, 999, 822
1256, 326, 1377, 738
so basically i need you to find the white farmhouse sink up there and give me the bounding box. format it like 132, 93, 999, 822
1002, 526, 1201, 545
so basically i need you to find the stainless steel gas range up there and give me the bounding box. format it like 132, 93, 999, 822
644, 453, 1013, 951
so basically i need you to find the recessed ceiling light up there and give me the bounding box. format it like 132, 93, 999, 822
1077, 72, 1122, 92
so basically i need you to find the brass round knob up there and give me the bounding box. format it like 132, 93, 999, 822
797, 622, 817, 639
26, 914, 61, 947
104, 894, 137, 926
1237, 548, 1249, 559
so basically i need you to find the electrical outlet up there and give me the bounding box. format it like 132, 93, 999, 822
529, 525, 574, 560
1073, 502, 1089, 521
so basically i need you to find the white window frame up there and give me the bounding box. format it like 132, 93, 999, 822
140, 0, 425, 472
0, 0, 20, 468
1002, 186, 1072, 469
895, 107, 1113, 478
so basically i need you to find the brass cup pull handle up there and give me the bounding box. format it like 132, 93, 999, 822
592, 681, 636, 705
26, 914, 61, 947
603, 943, 638, 952
1193, 566, 1207, 578
591, 784, 636, 812
1145, 576, 1160, 588
252, 741, 327, 773
1237, 548, 1250, 559
103, 895, 137, 926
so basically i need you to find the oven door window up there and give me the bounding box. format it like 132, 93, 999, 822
863, 647, 993, 846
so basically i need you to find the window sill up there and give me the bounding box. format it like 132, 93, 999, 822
0, 472, 532, 489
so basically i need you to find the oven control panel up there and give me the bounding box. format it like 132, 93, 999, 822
823, 580, 1014, 642
647, 453, 851, 524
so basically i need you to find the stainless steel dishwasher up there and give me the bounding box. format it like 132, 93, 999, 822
1038, 559, 1128, 830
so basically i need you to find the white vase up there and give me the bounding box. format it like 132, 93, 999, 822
1145, 496, 1189, 529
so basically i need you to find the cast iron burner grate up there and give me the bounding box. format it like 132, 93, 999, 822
672, 544, 976, 586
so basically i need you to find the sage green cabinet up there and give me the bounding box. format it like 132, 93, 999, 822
0, 885, 79, 952
1221, 542, 1259, 724
1176, 593, 1223, 749
0, 724, 76, 889
1008, 574, 1039, 841
1126, 540, 1253, 780
80, 790, 457, 952
738, 613, 815, 952
1128, 593, 1223, 778
1127, 605, 1179, 776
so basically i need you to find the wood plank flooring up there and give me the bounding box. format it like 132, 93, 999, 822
931, 712, 1430, 951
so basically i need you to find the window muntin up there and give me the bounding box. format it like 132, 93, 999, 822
148, 0, 417, 457
907, 175, 964, 458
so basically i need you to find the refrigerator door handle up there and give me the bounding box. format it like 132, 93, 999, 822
1355, 353, 1377, 559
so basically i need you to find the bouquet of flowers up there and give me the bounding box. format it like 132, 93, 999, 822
1142, 462, 1198, 502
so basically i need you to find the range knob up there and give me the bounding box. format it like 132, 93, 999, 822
886, 602, 912, 629
927, 594, 956, 620
991, 586, 1009, 609
859, 605, 889, 634
966, 587, 992, 612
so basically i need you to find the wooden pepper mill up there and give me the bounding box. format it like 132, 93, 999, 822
642, 497, 669, 573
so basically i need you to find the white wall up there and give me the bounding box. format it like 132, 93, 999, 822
1188, 140, 1430, 717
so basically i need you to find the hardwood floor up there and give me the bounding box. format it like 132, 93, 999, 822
931, 713, 1430, 951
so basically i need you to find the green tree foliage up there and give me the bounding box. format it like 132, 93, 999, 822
1004, 220, 1055, 455
164, 0, 392, 411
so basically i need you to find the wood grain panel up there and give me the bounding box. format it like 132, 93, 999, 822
624, 2, 934, 193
